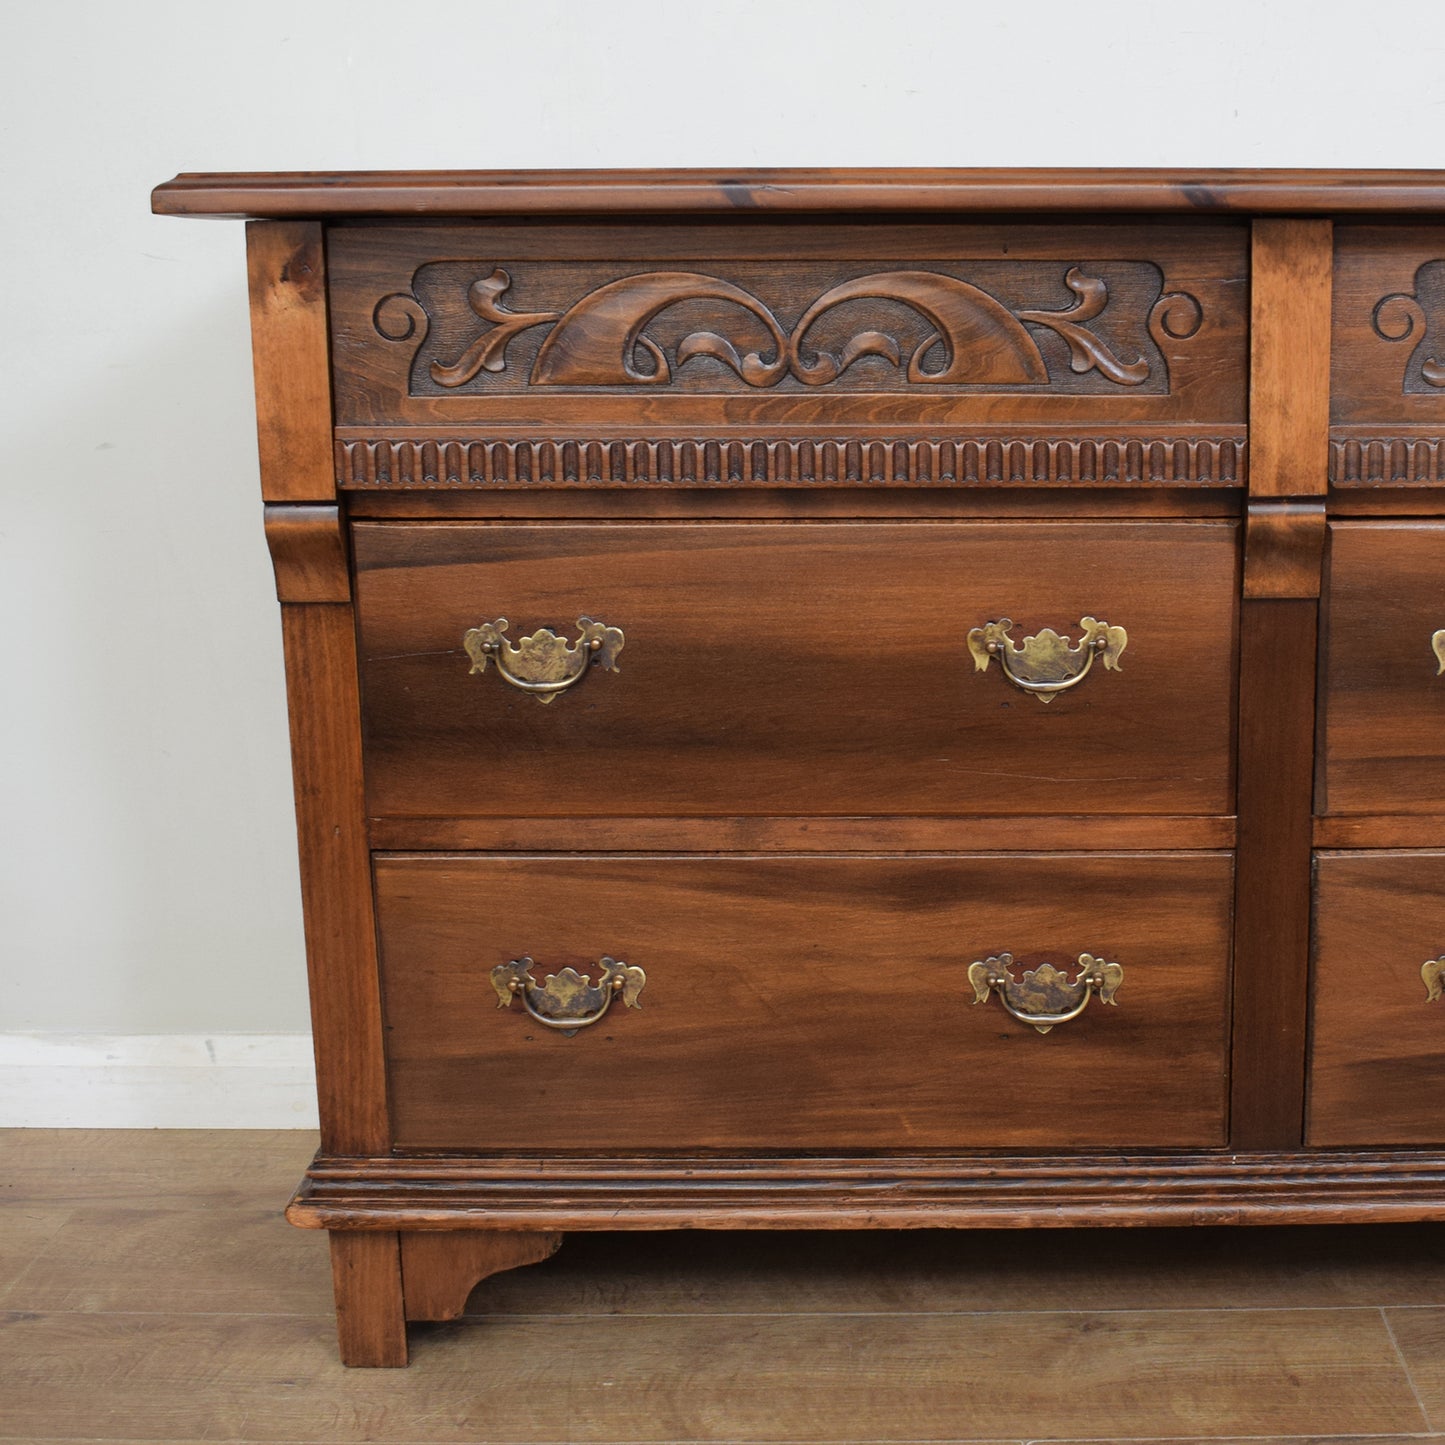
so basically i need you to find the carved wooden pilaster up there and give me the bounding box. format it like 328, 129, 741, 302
246, 220, 335, 502
1230, 219, 1333, 1150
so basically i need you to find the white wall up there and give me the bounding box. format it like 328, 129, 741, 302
2, 0, 1443, 1118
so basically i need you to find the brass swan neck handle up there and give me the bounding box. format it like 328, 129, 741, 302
491, 956, 645, 1035
464, 617, 624, 703
967, 616, 1126, 702
968, 952, 1123, 1033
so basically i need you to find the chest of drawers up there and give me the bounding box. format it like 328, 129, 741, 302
153, 169, 1445, 1366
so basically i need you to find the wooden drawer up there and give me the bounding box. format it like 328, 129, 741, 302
354, 520, 1239, 820
1309, 851, 1445, 1145
1330, 227, 1445, 487
328, 222, 1248, 443
376, 852, 1234, 1152
1321, 522, 1445, 814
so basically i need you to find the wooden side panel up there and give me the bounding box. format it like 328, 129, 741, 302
1229, 599, 1317, 1148
1320, 522, 1445, 816
1309, 851, 1445, 1146
280, 605, 389, 1155
246, 220, 335, 502
329, 1231, 406, 1367
352, 520, 1240, 820
375, 852, 1234, 1153
1249, 219, 1332, 499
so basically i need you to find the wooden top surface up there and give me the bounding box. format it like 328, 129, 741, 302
152, 168, 1445, 219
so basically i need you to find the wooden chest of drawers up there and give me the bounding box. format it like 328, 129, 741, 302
153, 169, 1445, 1366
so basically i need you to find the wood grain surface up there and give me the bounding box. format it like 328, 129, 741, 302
353, 520, 1240, 820
279, 605, 390, 1158
1248, 220, 1332, 499
1309, 850, 1445, 1146
328, 1230, 406, 1366
244, 220, 334, 502
1331, 226, 1445, 485
365, 813, 1237, 853
151, 166, 1445, 217
345, 484, 1243, 519
373, 851, 1233, 1152
400, 1231, 560, 1321
1320, 522, 1445, 815
328, 221, 1246, 439
1228, 596, 1318, 1150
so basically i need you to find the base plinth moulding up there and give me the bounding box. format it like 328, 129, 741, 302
289, 1150, 1445, 1233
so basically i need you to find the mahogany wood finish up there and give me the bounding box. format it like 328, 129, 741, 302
1309, 851, 1445, 1146
155, 169, 1445, 1365
278, 605, 389, 1159
1229, 599, 1318, 1148
153, 168, 1445, 218
1248, 221, 1332, 501
365, 813, 1238, 853
327, 222, 1246, 448
263, 504, 349, 603
399, 1231, 562, 1321
289, 1149, 1445, 1230
352, 520, 1239, 821
328, 1231, 406, 1368
1320, 522, 1445, 816
1331, 227, 1445, 485
375, 852, 1233, 1152
245, 222, 334, 503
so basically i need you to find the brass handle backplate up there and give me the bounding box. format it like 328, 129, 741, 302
968, 952, 1124, 1033
967, 616, 1126, 702
492, 955, 645, 1035
1423, 957, 1445, 1001
463, 616, 624, 703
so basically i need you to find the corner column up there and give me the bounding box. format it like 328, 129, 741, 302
1230, 219, 1332, 1149
249, 221, 403, 1365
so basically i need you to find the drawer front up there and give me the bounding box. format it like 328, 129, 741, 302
1309, 851, 1445, 1146
354, 520, 1239, 819
1331, 226, 1445, 486
328, 222, 1248, 475
1321, 522, 1445, 814
376, 852, 1234, 1152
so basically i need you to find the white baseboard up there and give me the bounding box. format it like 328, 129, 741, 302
0, 1033, 319, 1128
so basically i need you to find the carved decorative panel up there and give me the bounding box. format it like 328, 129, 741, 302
327, 224, 1248, 471
1331, 228, 1445, 485
372, 262, 1189, 397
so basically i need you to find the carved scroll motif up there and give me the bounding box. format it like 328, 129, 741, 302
374, 263, 1193, 395
1372, 262, 1445, 391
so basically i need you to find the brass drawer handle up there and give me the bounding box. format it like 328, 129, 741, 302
463, 617, 624, 704
1432, 630, 1445, 675
492, 955, 646, 1035
967, 616, 1126, 702
968, 952, 1123, 1033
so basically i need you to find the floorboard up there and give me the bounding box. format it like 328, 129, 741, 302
0, 1130, 1440, 1443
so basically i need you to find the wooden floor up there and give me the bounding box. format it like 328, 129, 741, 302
6, 1132, 1445, 1442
